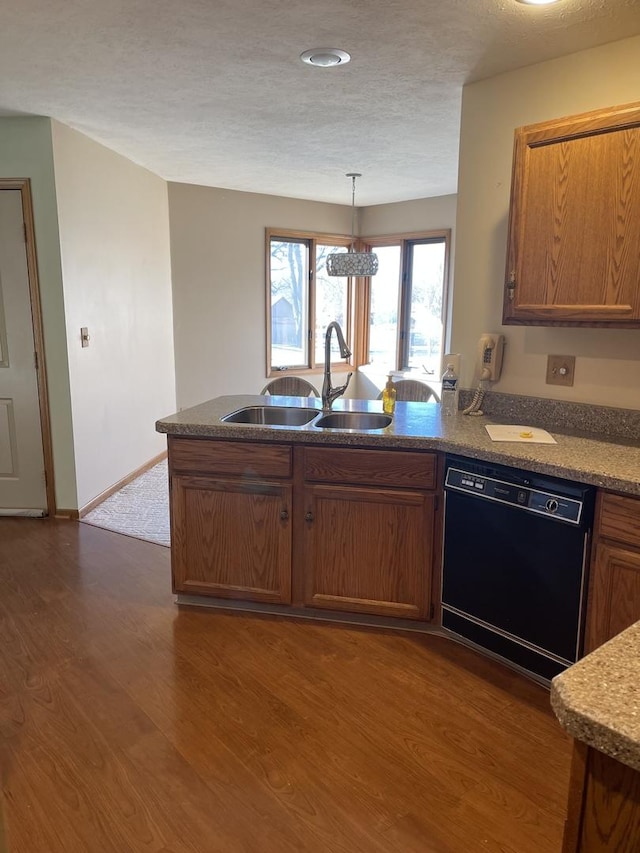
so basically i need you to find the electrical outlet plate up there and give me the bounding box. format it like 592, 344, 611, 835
546, 354, 575, 387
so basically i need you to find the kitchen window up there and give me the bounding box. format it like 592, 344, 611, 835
266, 229, 354, 376
366, 232, 451, 378
265, 228, 450, 379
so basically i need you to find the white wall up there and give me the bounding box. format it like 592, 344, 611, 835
168, 184, 353, 409
453, 35, 640, 409
0, 117, 77, 510
52, 122, 175, 509
361, 195, 456, 239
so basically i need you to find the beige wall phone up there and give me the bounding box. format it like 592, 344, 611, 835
463, 334, 505, 415
478, 334, 504, 381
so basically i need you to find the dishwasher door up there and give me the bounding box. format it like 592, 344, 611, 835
441, 458, 594, 682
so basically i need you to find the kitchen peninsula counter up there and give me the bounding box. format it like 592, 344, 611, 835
550, 621, 640, 851
156, 394, 640, 497
551, 620, 640, 772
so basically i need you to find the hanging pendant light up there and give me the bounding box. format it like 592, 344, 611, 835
326, 173, 379, 277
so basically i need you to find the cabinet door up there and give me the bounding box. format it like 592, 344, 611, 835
584, 543, 640, 654
171, 474, 292, 603
303, 484, 435, 620
503, 102, 640, 327
563, 744, 640, 853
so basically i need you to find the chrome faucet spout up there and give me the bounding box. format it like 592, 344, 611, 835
322, 321, 353, 412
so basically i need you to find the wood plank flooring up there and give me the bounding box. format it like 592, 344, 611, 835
0, 518, 573, 852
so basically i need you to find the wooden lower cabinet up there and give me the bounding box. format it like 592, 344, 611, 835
584, 491, 640, 653
561, 492, 640, 851
301, 445, 439, 620
171, 473, 292, 603
167, 436, 440, 624
586, 543, 640, 654
562, 742, 640, 853
168, 437, 294, 603
303, 483, 435, 619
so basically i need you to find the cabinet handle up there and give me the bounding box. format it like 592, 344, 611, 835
304, 511, 314, 523
280, 509, 289, 521
506, 271, 516, 301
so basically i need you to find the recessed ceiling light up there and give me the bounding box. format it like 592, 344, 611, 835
300, 48, 351, 68
515, 0, 562, 4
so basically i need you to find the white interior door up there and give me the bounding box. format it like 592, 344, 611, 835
0, 190, 47, 515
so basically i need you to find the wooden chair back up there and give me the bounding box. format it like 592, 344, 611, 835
261, 377, 320, 397
377, 378, 440, 403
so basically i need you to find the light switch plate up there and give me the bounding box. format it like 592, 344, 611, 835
80, 327, 90, 348
546, 354, 575, 387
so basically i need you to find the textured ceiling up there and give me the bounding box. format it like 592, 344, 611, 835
1, 0, 639, 205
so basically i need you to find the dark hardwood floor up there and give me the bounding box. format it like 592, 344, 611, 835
0, 518, 572, 852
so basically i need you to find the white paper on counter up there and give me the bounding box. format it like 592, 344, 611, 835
485, 424, 557, 444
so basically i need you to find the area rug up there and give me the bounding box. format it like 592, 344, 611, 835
81, 459, 171, 547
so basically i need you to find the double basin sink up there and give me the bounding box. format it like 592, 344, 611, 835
221, 405, 392, 431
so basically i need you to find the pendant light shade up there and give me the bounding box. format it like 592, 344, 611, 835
326, 251, 379, 277
327, 173, 378, 277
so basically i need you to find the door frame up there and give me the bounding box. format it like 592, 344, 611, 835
1, 178, 56, 516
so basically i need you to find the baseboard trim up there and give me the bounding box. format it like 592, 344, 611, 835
0, 508, 47, 517
55, 509, 80, 520
78, 451, 168, 518
175, 594, 441, 635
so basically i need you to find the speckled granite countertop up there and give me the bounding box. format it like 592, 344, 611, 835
551, 621, 640, 772
156, 394, 640, 496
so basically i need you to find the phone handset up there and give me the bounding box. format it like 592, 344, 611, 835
479, 334, 504, 381
463, 334, 505, 416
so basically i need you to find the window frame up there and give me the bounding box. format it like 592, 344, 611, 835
265, 228, 359, 378
362, 230, 451, 373
265, 227, 451, 379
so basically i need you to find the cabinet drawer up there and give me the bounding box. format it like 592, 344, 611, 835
169, 437, 292, 479
303, 446, 437, 490
598, 492, 640, 550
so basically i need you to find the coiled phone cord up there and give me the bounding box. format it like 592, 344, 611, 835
462, 383, 486, 416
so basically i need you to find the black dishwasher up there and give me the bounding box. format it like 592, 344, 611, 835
441, 454, 595, 682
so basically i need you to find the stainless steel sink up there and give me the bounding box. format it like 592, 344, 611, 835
221, 406, 318, 426
313, 412, 392, 430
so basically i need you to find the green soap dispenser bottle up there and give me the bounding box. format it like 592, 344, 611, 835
382, 374, 396, 415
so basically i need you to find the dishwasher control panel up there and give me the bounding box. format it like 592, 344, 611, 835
445, 466, 584, 524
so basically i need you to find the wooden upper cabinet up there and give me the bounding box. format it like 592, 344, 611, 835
503, 101, 640, 327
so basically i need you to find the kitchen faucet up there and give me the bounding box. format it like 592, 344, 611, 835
322, 321, 353, 412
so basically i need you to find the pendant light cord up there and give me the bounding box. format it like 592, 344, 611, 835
345, 172, 361, 253
350, 174, 356, 252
